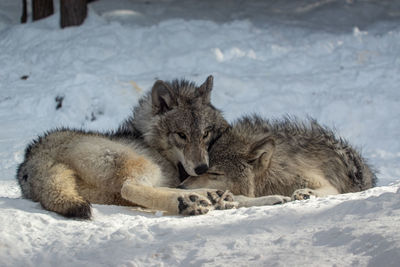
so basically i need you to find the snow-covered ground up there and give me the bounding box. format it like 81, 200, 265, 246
1, 0, 400, 266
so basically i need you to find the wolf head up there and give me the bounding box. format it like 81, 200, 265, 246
132, 75, 229, 179
178, 121, 275, 196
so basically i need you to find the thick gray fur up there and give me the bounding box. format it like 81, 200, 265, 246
180, 115, 377, 201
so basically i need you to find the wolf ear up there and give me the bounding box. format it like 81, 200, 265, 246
247, 137, 275, 169
198, 75, 213, 103
151, 80, 175, 114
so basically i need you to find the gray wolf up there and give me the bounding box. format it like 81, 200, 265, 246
179, 115, 377, 201
16, 76, 237, 219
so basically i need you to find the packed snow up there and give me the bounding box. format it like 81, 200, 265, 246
1, 0, 400, 266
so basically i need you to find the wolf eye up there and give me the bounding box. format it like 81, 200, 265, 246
177, 132, 187, 140
207, 171, 224, 176
203, 131, 209, 139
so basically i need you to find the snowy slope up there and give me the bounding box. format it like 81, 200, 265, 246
1, 0, 400, 266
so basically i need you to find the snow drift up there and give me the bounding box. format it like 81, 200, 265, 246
1, 0, 399, 266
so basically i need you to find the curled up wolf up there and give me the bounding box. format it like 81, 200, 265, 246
180, 115, 377, 202
16, 76, 245, 219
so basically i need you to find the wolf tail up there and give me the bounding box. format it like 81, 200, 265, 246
17, 160, 92, 219
341, 145, 378, 190
308, 119, 377, 191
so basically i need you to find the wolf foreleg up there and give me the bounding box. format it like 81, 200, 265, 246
233, 195, 291, 207
121, 182, 217, 215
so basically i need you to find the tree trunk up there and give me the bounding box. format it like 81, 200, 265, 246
32, 0, 54, 21
21, 0, 28, 23
60, 0, 88, 28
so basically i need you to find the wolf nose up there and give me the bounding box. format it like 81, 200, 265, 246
194, 164, 209, 175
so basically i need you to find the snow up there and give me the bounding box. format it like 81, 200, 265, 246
1, 0, 400, 266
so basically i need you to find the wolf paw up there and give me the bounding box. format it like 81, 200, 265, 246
177, 193, 212, 216
292, 189, 317, 201
207, 190, 238, 210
